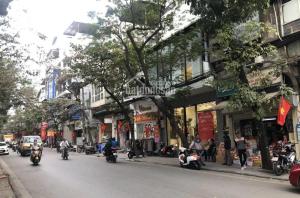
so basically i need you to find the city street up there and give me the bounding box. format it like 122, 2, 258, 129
1, 148, 299, 198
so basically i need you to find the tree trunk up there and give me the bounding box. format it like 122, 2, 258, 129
150, 97, 189, 148
256, 120, 272, 170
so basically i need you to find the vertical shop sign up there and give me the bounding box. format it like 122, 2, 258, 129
296, 123, 300, 142
153, 125, 160, 143
197, 111, 214, 141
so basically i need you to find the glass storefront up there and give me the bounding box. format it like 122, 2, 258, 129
167, 102, 217, 146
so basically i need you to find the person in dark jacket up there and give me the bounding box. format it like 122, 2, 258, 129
207, 138, 217, 162
223, 130, 232, 166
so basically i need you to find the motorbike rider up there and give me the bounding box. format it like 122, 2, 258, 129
189, 134, 205, 166
60, 139, 69, 156
31, 139, 42, 156
104, 138, 113, 157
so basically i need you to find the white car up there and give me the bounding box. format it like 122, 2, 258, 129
0, 142, 9, 155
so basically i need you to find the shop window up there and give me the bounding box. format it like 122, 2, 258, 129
174, 107, 185, 134
186, 106, 196, 141
282, 0, 300, 24
186, 57, 203, 80
93, 86, 101, 102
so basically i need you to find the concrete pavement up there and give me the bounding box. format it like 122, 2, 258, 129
1, 148, 299, 198
0, 160, 15, 198
115, 153, 289, 181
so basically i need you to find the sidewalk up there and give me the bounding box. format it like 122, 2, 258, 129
0, 159, 15, 198
117, 153, 289, 181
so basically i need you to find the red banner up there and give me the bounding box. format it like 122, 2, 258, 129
100, 123, 107, 133
40, 122, 48, 141
198, 111, 214, 142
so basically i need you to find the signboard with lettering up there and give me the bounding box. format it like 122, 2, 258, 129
296, 123, 300, 142
246, 67, 281, 88
198, 111, 214, 142
133, 101, 158, 114
134, 112, 159, 123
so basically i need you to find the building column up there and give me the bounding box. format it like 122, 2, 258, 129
292, 95, 300, 159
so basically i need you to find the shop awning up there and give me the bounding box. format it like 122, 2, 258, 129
214, 91, 280, 112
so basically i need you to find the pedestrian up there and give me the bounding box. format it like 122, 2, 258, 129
189, 134, 205, 166
207, 138, 217, 162
234, 132, 247, 170
223, 130, 232, 166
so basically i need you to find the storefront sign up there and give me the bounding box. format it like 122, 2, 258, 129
296, 123, 300, 142
47, 130, 56, 137
198, 111, 214, 142
104, 118, 112, 123
134, 101, 158, 114
153, 125, 160, 143
71, 113, 81, 120
246, 67, 281, 88
68, 104, 81, 116
134, 112, 159, 123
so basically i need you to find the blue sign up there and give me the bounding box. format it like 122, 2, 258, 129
71, 113, 81, 120
296, 123, 300, 142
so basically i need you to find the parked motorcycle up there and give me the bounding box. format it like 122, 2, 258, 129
127, 140, 144, 159
272, 143, 296, 176
159, 143, 178, 157
30, 146, 42, 165
85, 145, 96, 155
178, 148, 202, 170
62, 147, 69, 160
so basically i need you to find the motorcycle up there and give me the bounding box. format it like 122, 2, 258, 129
272, 143, 296, 176
178, 148, 202, 170
61, 147, 69, 160
12, 143, 18, 152
159, 143, 178, 157
30, 146, 42, 165
127, 140, 144, 159
104, 148, 118, 163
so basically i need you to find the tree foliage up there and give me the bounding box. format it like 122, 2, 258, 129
185, 0, 270, 32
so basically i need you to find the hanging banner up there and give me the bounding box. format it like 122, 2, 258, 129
100, 123, 107, 134
40, 122, 48, 141
153, 125, 160, 143
198, 111, 214, 142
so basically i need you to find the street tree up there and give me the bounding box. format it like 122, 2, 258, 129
80, 0, 205, 147
71, 41, 136, 144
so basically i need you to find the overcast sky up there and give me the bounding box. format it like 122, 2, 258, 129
6, 0, 107, 88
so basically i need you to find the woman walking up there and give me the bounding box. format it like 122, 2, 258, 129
234, 132, 247, 170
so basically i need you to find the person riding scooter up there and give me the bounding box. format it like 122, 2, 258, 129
189, 134, 205, 166
103, 138, 117, 163
30, 139, 42, 165
60, 139, 69, 160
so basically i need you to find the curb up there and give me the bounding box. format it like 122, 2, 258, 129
200, 167, 289, 181
0, 158, 32, 198
120, 158, 289, 182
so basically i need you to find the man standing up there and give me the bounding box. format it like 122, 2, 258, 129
223, 130, 232, 166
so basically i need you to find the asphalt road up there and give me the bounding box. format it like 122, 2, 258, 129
1, 148, 299, 198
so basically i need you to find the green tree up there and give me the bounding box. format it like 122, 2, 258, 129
79, 0, 202, 147
71, 41, 136, 143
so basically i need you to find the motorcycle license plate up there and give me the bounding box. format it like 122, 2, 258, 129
271, 157, 278, 161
